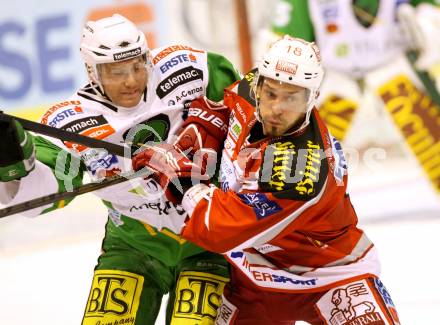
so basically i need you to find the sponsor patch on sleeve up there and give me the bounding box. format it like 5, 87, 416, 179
40, 100, 82, 125
47, 105, 84, 127
237, 192, 282, 219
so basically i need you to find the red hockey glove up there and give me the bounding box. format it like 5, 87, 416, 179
174, 96, 230, 156
132, 143, 209, 204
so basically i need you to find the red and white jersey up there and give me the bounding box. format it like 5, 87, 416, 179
182, 73, 381, 293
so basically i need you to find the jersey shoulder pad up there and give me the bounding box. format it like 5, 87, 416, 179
150, 44, 207, 67
235, 69, 258, 107
40, 99, 86, 128
40, 97, 115, 143
151, 45, 209, 105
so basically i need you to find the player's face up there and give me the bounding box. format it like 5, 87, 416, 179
99, 56, 147, 108
257, 78, 308, 136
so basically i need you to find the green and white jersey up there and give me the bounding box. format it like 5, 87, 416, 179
2, 45, 240, 266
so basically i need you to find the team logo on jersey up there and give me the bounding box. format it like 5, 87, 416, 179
156, 67, 203, 99
228, 251, 318, 287
129, 201, 186, 216
122, 114, 171, 155
316, 279, 390, 325
171, 271, 228, 324
159, 53, 198, 74
259, 127, 327, 200
172, 86, 205, 104
82, 270, 143, 325
61, 115, 108, 134
152, 45, 204, 65
329, 284, 383, 324
237, 193, 282, 219
260, 141, 297, 192
47, 106, 84, 127
64, 124, 115, 152
83, 150, 119, 176
41, 100, 81, 124
329, 136, 347, 185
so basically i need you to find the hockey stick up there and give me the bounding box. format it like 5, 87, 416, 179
0, 113, 152, 218
0, 111, 129, 157
0, 169, 151, 218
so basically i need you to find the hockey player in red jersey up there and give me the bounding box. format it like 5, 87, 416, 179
133, 36, 401, 324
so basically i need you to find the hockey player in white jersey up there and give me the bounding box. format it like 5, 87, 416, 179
0, 14, 240, 324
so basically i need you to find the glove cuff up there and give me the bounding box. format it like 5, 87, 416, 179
181, 183, 213, 217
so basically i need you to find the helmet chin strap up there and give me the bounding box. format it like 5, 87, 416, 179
86, 64, 105, 96
89, 81, 104, 97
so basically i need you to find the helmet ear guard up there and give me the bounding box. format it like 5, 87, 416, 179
255, 35, 325, 132
80, 14, 150, 94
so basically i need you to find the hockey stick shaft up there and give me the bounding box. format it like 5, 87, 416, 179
0, 112, 129, 157
0, 112, 149, 218
0, 170, 150, 218
0, 175, 127, 218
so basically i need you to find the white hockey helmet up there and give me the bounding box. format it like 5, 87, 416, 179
80, 14, 149, 92
256, 35, 324, 131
